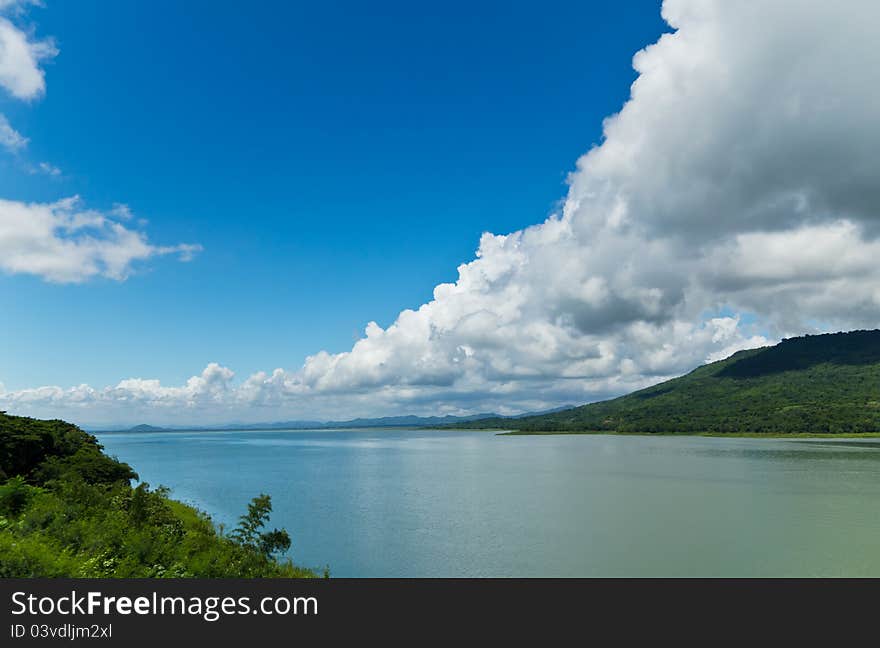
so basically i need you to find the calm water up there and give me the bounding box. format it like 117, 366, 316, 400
96, 429, 880, 577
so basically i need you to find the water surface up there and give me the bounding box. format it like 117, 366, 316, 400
96, 429, 880, 577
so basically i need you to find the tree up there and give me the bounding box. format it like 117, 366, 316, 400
229, 494, 291, 558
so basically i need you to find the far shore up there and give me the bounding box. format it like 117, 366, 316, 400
490, 430, 880, 439
92, 426, 880, 440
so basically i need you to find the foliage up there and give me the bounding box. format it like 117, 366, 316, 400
0, 411, 316, 578
230, 493, 292, 559
0, 476, 40, 517
460, 330, 880, 435
0, 414, 136, 484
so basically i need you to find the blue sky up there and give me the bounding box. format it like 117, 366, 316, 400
0, 0, 666, 392
3, 1, 871, 426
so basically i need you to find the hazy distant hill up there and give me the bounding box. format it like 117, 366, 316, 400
113, 408, 579, 434
458, 330, 880, 435
113, 413, 503, 433
237, 413, 504, 429
127, 424, 166, 432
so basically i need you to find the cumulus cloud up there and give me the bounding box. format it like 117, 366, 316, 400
4, 0, 880, 424
0, 196, 202, 282
0, 3, 55, 163
0, 9, 55, 100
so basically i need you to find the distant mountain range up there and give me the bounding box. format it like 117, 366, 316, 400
101, 406, 576, 433
84, 331, 880, 436
456, 330, 880, 435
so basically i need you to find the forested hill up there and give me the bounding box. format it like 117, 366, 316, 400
463, 330, 880, 435
0, 412, 316, 577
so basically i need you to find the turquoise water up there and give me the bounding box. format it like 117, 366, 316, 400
96, 429, 880, 577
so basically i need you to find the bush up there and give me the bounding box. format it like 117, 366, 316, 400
0, 476, 39, 516
0, 412, 317, 578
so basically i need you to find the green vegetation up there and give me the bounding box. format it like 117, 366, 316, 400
0, 411, 317, 577
462, 330, 880, 435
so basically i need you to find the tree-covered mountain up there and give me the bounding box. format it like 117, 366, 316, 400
459, 330, 880, 435
0, 411, 316, 577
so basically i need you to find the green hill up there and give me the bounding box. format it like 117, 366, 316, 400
465, 330, 880, 435
0, 411, 317, 577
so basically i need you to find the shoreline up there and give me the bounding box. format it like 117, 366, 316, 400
492, 430, 880, 439
94, 426, 880, 440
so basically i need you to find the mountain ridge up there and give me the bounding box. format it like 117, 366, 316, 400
97, 406, 578, 433
455, 330, 880, 435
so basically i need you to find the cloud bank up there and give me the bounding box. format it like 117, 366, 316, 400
4, 0, 880, 424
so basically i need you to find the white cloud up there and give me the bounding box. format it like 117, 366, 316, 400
0, 196, 202, 282
0, 5, 48, 163
4, 0, 880, 424
110, 203, 134, 220
35, 160, 60, 175
0, 4, 201, 284
0, 113, 26, 150
0, 1, 41, 11
0, 14, 55, 100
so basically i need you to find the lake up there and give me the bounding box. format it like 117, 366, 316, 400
96, 429, 880, 577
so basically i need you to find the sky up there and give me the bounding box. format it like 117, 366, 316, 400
0, 0, 878, 427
